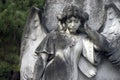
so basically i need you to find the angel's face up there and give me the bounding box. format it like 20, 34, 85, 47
66, 17, 81, 33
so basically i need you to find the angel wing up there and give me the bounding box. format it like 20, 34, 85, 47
93, 3, 120, 79
20, 7, 48, 80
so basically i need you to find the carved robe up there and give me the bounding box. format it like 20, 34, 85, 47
34, 31, 100, 80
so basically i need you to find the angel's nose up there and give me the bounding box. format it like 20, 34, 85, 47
71, 22, 75, 27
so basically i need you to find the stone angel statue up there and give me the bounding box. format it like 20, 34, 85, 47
20, 0, 120, 80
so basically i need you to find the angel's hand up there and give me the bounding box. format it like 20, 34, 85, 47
84, 22, 92, 34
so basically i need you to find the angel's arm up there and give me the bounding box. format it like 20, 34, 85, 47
85, 23, 120, 66
33, 32, 56, 80
84, 23, 112, 52
33, 52, 49, 80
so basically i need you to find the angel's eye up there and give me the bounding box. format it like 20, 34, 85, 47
74, 19, 79, 23
73, 18, 80, 23
67, 19, 71, 23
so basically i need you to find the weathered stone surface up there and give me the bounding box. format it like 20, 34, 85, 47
20, 0, 120, 80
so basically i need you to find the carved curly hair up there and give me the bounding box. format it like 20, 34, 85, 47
58, 4, 89, 25
57, 4, 89, 33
